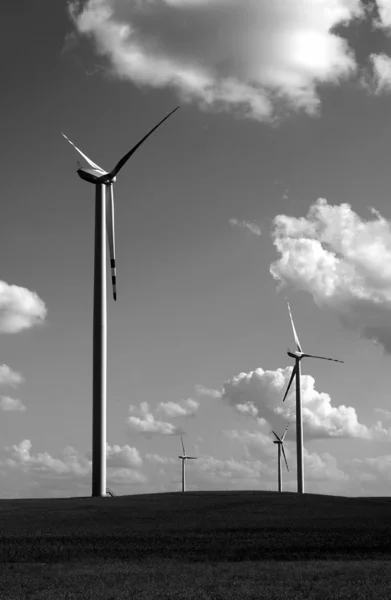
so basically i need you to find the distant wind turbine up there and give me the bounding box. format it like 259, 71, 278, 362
283, 302, 343, 495
272, 423, 290, 493
62, 107, 180, 497
178, 436, 197, 493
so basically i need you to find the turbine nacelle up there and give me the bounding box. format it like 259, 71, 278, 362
77, 168, 112, 184
178, 455, 197, 460
287, 348, 303, 359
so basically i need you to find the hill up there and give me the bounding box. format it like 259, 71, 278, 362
1, 490, 390, 563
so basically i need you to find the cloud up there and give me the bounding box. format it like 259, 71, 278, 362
146, 453, 176, 465
68, 0, 362, 121
4, 440, 91, 477
375, 408, 391, 420
229, 219, 261, 236
158, 398, 199, 418
197, 455, 273, 487
107, 468, 147, 484
3, 440, 147, 491
0, 281, 47, 333
304, 448, 349, 482
373, 0, 391, 29
222, 366, 383, 440
195, 384, 222, 398
368, 53, 391, 93
270, 199, 391, 354
106, 444, 143, 468
0, 397, 26, 412
0, 365, 24, 387
127, 402, 184, 435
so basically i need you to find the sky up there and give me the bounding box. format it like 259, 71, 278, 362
3, 0, 391, 498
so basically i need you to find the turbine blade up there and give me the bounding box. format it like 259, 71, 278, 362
106, 184, 117, 301
287, 302, 302, 353
107, 106, 180, 179
62, 133, 106, 173
187, 457, 198, 459
302, 353, 343, 363
281, 444, 289, 472
283, 364, 297, 403
281, 422, 290, 442
272, 431, 281, 442
181, 436, 185, 456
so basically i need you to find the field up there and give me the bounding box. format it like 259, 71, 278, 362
1, 490, 391, 598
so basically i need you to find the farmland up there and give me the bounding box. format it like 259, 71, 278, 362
1, 491, 391, 598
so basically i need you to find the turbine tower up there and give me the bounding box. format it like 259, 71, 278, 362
62, 107, 179, 497
282, 302, 343, 495
178, 436, 197, 493
272, 423, 290, 493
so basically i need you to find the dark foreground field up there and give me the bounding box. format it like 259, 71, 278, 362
1, 491, 391, 598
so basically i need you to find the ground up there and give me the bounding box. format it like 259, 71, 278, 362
1, 491, 390, 598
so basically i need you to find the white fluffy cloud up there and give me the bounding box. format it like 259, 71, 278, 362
146, 453, 176, 465
195, 384, 222, 398
196, 455, 273, 488
0, 281, 46, 333
4, 440, 91, 477
158, 398, 199, 418
68, 0, 362, 120
0, 439, 148, 496
374, 0, 391, 28
368, 53, 391, 93
127, 401, 184, 435
375, 408, 391, 420
222, 366, 383, 440
229, 219, 261, 236
106, 443, 143, 468
0, 365, 26, 412
270, 199, 391, 353
0, 397, 26, 412
0, 365, 24, 387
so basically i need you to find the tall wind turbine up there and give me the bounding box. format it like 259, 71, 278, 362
282, 302, 343, 495
178, 436, 197, 493
62, 107, 180, 497
272, 423, 290, 493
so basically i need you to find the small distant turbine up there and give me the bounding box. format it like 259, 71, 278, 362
272, 423, 290, 493
178, 436, 197, 493
283, 302, 343, 495
62, 107, 179, 497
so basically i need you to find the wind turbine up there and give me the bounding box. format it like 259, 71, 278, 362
272, 423, 290, 493
283, 302, 343, 495
178, 436, 197, 493
62, 106, 180, 497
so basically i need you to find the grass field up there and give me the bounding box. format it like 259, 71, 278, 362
1, 491, 391, 598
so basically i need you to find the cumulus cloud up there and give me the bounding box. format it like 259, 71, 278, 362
0, 397, 26, 412
374, 0, 391, 29
229, 219, 262, 236
68, 0, 362, 121
0, 281, 47, 333
197, 455, 273, 487
4, 440, 91, 477
195, 385, 222, 398
304, 448, 349, 482
368, 53, 391, 93
158, 398, 199, 418
375, 408, 391, 420
107, 467, 147, 484
270, 199, 391, 353
0, 365, 24, 387
127, 402, 184, 435
0, 439, 148, 496
222, 366, 384, 440
146, 453, 176, 465
106, 443, 142, 468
